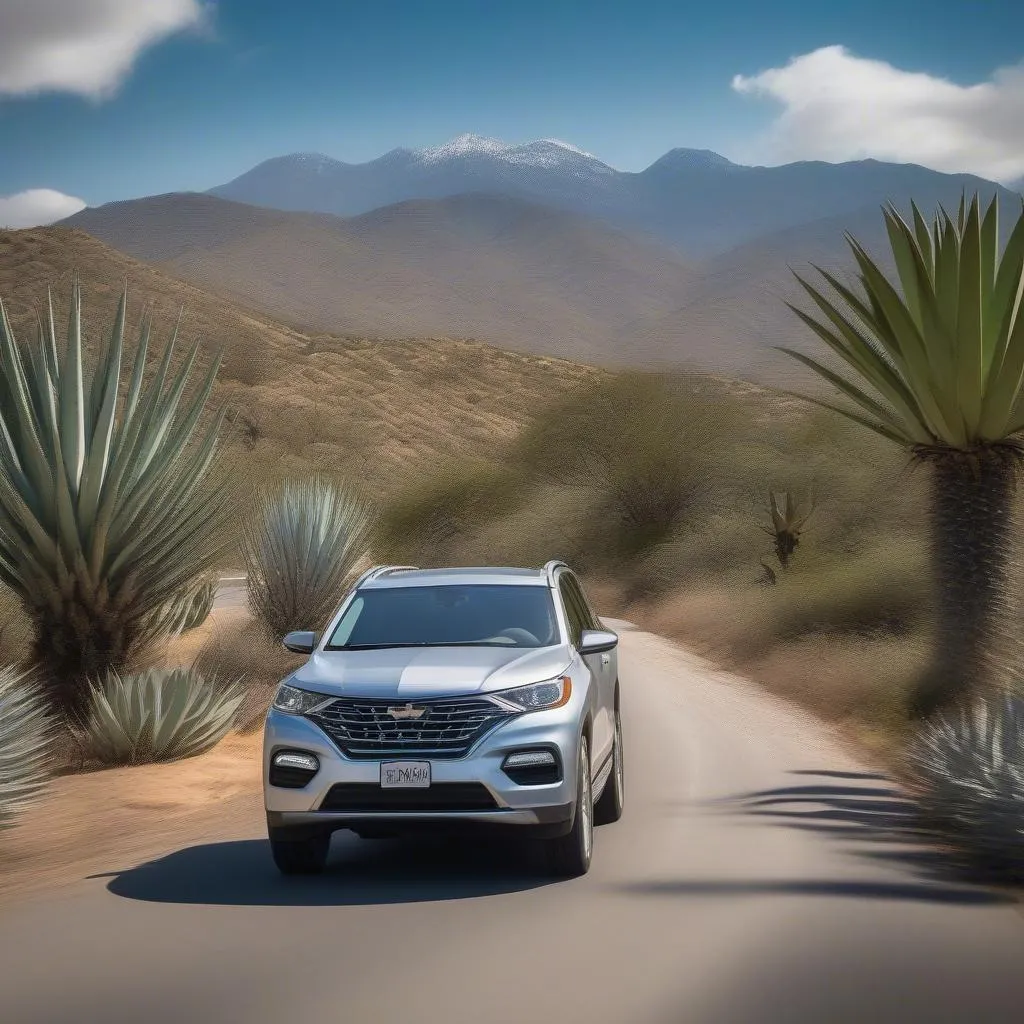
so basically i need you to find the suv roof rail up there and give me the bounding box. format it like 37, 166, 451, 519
541, 559, 569, 585
361, 565, 420, 584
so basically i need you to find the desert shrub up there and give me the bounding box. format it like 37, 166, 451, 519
0, 667, 53, 829
376, 460, 528, 565
764, 540, 930, 643
905, 691, 1024, 876
83, 667, 246, 766
243, 476, 373, 640
512, 372, 747, 559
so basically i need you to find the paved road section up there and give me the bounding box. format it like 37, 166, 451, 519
3, 621, 1024, 1023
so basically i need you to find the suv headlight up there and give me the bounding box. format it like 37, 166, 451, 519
494, 676, 572, 712
273, 683, 329, 715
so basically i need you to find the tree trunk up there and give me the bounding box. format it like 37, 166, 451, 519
29, 602, 136, 723
909, 451, 1019, 718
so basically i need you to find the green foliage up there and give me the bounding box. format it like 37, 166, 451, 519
83, 667, 245, 766
781, 192, 1024, 448
0, 281, 232, 714
0, 666, 52, 829
243, 476, 373, 639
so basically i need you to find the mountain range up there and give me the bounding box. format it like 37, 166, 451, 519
209, 133, 1018, 259
58, 134, 1024, 378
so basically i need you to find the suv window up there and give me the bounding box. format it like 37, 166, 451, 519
325, 584, 559, 650
558, 574, 592, 647
569, 574, 602, 630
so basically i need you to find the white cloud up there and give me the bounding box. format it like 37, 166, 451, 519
0, 0, 209, 100
0, 189, 87, 229
732, 45, 1024, 184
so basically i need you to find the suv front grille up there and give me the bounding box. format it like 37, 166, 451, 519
320, 782, 497, 812
308, 695, 517, 759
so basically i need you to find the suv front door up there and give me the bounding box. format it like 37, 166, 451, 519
559, 572, 614, 774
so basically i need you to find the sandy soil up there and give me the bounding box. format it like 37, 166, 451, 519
0, 603, 266, 904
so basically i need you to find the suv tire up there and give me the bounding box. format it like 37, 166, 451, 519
594, 703, 624, 825
269, 830, 331, 875
546, 735, 593, 877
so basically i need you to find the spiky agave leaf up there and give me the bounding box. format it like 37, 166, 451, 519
779, 193, 1024, 449
155, 577, 217, 636
905, 690, 1024, 869
242, 476, 373, 640
84, 667, 245, 766
0, 281, 233, 712
0, 666, 53, 829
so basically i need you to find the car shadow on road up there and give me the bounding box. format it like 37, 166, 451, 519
98, 833, 557, 907
710, 769, 1019, 898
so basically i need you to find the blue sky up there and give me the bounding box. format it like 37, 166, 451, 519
1, 0, 1022, 224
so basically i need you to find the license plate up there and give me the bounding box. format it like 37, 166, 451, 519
380, 761, 431, 788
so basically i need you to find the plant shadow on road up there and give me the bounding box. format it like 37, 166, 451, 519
717, 768, 1018, 899
620, 769, 1017, 906
96, 833, 558, 907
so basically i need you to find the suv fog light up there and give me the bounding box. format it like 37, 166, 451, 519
502, 749, 561, 786
269, 749, 320, 788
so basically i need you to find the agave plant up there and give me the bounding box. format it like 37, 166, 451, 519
905, 690, 1024, 871
781, 192, 1024, 716
0, 667, 52, 829
0, 281, 232, 716
242, 476, 373, 640
160, 577, 217, 635
83, 667, 245, 766
762, 490, 814, 571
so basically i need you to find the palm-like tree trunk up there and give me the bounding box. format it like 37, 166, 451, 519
910, 450, 1019, 718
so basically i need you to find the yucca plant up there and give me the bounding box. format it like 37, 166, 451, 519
242, 476, 373, 640
0, 281, 232, 716
762, 490, 814, 571
0, 666, 53, 829
905, 690, 1024, 873
781, 192, 1024, 716
83, 667, 245, 766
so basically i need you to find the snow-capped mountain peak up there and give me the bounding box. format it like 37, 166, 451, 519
413, 133, 613, 172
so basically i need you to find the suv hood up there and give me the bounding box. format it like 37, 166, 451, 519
289, 644, 574, 700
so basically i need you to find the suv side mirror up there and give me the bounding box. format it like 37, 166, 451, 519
579, 629, 618, 655
283, 630, 317, 655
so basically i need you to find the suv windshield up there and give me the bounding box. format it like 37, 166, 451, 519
325, 584, 560, 650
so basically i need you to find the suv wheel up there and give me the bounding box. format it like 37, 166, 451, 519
269, 829, 331, 875
594, 703, 624, 825
546, 735, 593, 877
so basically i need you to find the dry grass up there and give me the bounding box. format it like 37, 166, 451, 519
0, 227, 604, 508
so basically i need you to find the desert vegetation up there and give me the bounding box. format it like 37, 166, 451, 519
2, 192, 1024, 882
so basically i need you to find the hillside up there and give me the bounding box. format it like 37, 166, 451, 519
0, 227, 604, 497
620, 199, 1020, 383
62, 191, 694, 366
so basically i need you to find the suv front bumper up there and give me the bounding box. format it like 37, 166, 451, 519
263, 703, 582, 837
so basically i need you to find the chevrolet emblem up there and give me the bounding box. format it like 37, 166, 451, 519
386, 703, 426, 720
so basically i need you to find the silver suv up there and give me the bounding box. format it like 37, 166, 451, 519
263, 561, 623, 877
